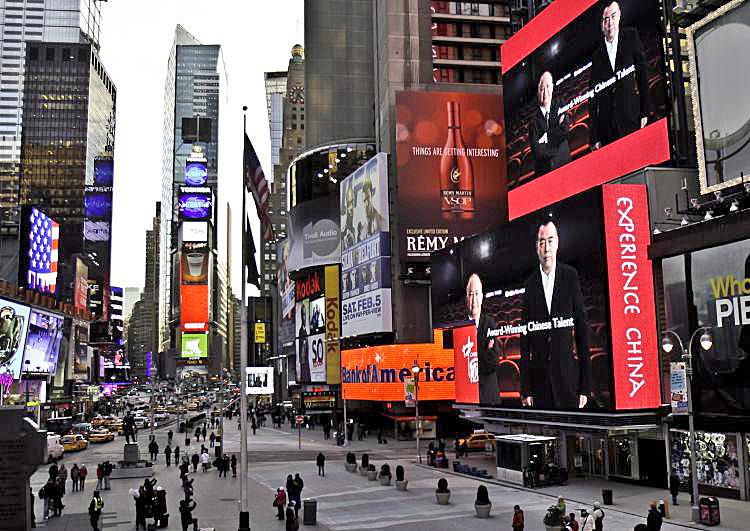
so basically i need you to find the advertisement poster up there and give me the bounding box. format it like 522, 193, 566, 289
74, 257, 89, 311
502, 0, 669, 217
287, 195, 340, 272
84, 188, 113, 219
0, 298, 31, 379
341, 329, 455, 401
178, 186, 212, 221
181, 333, 208, 359
404, 377, 415, 407
395, 90, 507, 261
340, 153, 393, 336
246, 366, 274, 395
452, 324, 480, 404
670, 362, 688, 415
94, 157, 114, 186
182, 221, 208, 243
73, 321, 89, 379
83, 221, 110, 242
181, 242, 209, 284
184, 160, 208, 186
324, 264, 341, 384
21, 309, 64, 375
277, 239, 296, 348
23, 207, 59, 295
181, 283, 209, 332
295, 269, 327, 383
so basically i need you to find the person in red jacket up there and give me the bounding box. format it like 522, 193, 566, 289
274, 487, 287, 520
513, 504, 525, 531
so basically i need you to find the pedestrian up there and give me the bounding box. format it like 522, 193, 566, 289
181, 476, 194, 501
174, 445, 180, 464
71, 464, 80, 492
316, 452, 326, 477
275, 486, 287, 520
557, 497, 567, 515
581, 509, 595, 531
201, 451, 210, 472
54, 476, 65, 515
133, 489, 147, 530
592, 501, 605, 531
285, 501, 298, 531
646, 501, 663, 531
185, 432, 191, 447
194, 427, 201, 442
88, 490, 104, 531
231, 454, 237, 477
40, 478, 54, 519
179, 498, 199, 531
95, 463, 103, 490
191, 453, 199, 473
669, 473, 680, 506
210, 431, 215, 447
568, 512, 579, 531
168, 429, 174, 445
149, 439, 159, 462
221, 454, 230, 478
29, 486, 36, 528
58, 463, 67, 495
293, 473, 304, 513
201, 425, 207, 441
48, 461, 58, 481
79, 464, 88, 492
103, 461, 112, 490
251, 419, 257, 436
154, 487, 167, 528
512, 504, 524, 531
165, 445, 172, 466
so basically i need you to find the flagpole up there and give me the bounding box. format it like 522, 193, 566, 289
239, 106, 250, 531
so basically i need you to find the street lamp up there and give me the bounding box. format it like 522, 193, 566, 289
24, 360, 31, 413
411, 360, 421, 464
661, 327, 713, 524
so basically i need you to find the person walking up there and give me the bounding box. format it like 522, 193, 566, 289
231, 454, 237, 477
200, 450, 210, 472
557, 497, 567, 515
194, 427, 201, 442
181, 475, 194, 501
174, 445, 180, 464
191, 453, 199, 473
316, 452, 326, 477
568, 512, 580, 531
512, 504, 524, 531
179, 499, 199, 531
95, 463, 103, 490
221, 454, 230, 478
581, 509, 595, 531
285, 501, 298, 531
48, 461, 58, 481
103, 461, 112, 490
58, 463, 67, 495
669, 473, 680, 506
293, 473, 304, 514
168, 429, 174, 445
165, 445, 172, 467
54, 476, 65, 515
209, 431, 215, 448
40, 478, 54, 519
79, 464, 88, 492
134, 489, 147, 531
274, 486, 286, 520
592, 502, 605, 531
201, 425, 207, 441
646, 501, 663, 531
251, 418, 257, 436
71, 464, 80, 493
88, 491, 104, 531
149, 439, 159, 463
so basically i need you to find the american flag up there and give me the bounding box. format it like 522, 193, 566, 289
243, 133, 274, 241
27, 207, 59, 294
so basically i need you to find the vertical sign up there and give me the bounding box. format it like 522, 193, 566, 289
602, 184, 660, 410
404, 376, 415, 407
325, 265, 341, 384
452, 324, 480, 404
670, 362, 688, 415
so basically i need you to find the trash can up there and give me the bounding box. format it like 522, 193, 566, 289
699, 496, 720, 526
602, 488, 613, 505
303, 498, 317, 525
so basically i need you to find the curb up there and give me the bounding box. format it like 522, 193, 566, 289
414, 463, 709, 531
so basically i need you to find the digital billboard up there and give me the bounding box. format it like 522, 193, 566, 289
73, 321, 89, 379
83, 221, 110, 242
94, 158, 114, 186
432, 184, 659, 411
246, 366, 274, 395
178, 186, 212, 221
295, 269, 326, 383
0, 298, 31, 379
182, 221, 208, 243
324, 265, 341, 384
182, 333, 208, 359
84, 188, 113, 219
181, 284, 209, 332
686, 0, 750, 195
341, 329, 455, 401
21, 309, 64, 375
340, 153, 393, 337
184, 160, 208, 186
21, 207, 59, 295
74, 257, 88, 311
395, 90, 507, 261
287, 195, 340, 272
502, 0, 669, 218
181, 242, 209, 284
277, 239, 296, 349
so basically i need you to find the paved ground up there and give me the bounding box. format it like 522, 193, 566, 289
30, 412, 749, 530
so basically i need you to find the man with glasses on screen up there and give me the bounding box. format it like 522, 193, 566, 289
466, 274, 501, 405
589, 1, 650, 149
530, 71, 571, 176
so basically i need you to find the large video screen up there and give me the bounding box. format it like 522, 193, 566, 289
395, 90, 507, 261
277, 239, 296, 350
295, 268, 327, 383
502, 0, 669, 218
288, 195, 340, 272
84, 188, 113, 219
178, 187, 212, 221
22, 207, 59, 295
432, 185, 660, 411
0, 298, 31, 379
21, 310, 64, 375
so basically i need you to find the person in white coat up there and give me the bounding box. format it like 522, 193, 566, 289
580, 508, 595, 531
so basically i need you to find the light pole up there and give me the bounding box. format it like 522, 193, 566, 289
24, 360, 31, 413
238, 105, 250, 531
661, 327, 713, 524
411, 360, 422, 464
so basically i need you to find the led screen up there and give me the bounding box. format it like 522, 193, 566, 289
21, 310, 64, 374
25, 207, 59, 295
0, 298, 32, 379
178, 188, 212, 221
84, 190, 113, 219
184, 161, 208, 186
182, 333, 208, 359
94, 158, 114, 186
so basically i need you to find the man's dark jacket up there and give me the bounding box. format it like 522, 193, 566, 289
529, 100, 571, 176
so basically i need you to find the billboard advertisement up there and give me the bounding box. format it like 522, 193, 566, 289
277, 239, 296, 348
74, 257, 89, 311
395, 90, 507, 261
433, 184, 659, 411
341, 329, 455, 401
295, 268, 326, 383
21, 206, 59, 295
83, 220, 110, 242
181, 333, 208, 359
686, 0, 750, 195
94, 158, 114, 186
178, 186, 212, 221
181, 284, 209, 332
184, 160, 208, 186
0, 298, 31, 379
181, 242, 209, 284
287, 195, 340, 272
21, 309, 64, 375
246, 366, 274, 395
84, 187, 113, 219
73, 321, 89, 379
182, 221, 208, 243
324, 265, 341, 384
340, 153, 393, 337
502, 0, 669, 218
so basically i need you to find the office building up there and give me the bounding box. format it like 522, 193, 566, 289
264, 71, 287, 169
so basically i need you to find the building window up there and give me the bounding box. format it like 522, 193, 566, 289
78, 48, 88, 62
45, 48, 55, 61
62, 48, 71, 61
29, 47, 39, 61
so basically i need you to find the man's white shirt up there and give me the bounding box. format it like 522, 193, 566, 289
540, 264, 556, 315
605, 34, 618, 71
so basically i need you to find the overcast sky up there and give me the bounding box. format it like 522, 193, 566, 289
100, 0, 303, 296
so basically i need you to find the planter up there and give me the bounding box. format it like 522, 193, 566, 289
475, 503, 491, 518
395, 480, 408, 491
435, 491, 451, 505
379, 476, 391, 486
359, 466, 368, 476
367, 470, 378, 481
345, 463, 357, 473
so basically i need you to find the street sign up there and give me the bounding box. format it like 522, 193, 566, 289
295, 415, 304, 425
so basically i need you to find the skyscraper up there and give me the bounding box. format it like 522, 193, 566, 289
264, 71, 287, 170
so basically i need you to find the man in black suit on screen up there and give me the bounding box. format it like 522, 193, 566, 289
466, 273, 501, 405
529, 71, 571, 176
589, 1, 650, 149
520, 219, 591, 409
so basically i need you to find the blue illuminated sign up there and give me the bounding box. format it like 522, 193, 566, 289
179, 193, 212, 220
84, 192, 113, 219
94, 159, 114, 186
185, 161, 208, 185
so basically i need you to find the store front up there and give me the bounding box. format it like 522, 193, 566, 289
670, 429, 743, 499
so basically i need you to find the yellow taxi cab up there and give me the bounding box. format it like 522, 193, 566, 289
458, 431, 496, 451
110, 421, 124, 435
91, 415, 117, 427
60, 434, 88, 452
89, 429, 115, 443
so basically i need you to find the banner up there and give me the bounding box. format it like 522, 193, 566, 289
404, 377, 415, 407
74, 257, 88, 311
254, 322, 266, 344
181, 284, 208, 332
395, 90, 507, 261
452, 324, 480, 404
277, 239, 296, 348
670, 362, 688, 415
288, 195, 340, 271
324, 265, 341, 384
181, 333, 208, 359
246, 366, 274, 395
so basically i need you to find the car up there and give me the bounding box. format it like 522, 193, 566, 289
91, 416, 116, 427
133, 416, 150, 429
154, 412, 169, 421
458, 432, 496, 451
60, 434, 88, 452
46, 434, 65, 462
89, 429, 115, 443
110, 421, 124, 435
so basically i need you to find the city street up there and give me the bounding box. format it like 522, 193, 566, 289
32, 418, 742, 531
